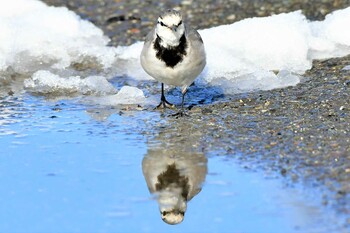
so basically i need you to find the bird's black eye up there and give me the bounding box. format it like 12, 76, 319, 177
158, 21, 165, 27
177, 20, 182, 27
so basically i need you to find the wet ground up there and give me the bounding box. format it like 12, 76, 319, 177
1, 0, 350, 232
0, 95, 347, 233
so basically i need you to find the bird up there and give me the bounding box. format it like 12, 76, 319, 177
140, 9, 206, 116
142, 147, 207, 225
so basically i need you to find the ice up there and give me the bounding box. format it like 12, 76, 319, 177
24, 70, 116, 96
114, 86, 146, 104
208, 70, 301, 93
87, 86, 147, 106
309, 7, 350, 59
194, 11, 311, 93
114, 42, 151, 80
1, 0, 350, 105
201, 11, 311, 78
0, 0, 116, 75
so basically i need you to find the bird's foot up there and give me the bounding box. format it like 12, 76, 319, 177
171, 109, 189, 118
155, 99, 176, 110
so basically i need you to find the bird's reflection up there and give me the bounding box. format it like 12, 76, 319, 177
142, 146, 207, 225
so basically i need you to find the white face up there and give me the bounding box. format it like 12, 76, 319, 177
155, 12, 185, 47
158, 189, 187, 225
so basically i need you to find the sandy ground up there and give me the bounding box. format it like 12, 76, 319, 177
42, 0, 350, 226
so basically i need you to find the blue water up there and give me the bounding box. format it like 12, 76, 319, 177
0, 95, 344, 233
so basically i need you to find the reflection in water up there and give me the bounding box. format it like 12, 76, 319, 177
0, 96, 26, 136
142, 147, 207, 225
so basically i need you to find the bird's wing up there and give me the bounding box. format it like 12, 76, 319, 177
185, 25, 204, 45
187, 157, 208, 201
144, 27, 156, 45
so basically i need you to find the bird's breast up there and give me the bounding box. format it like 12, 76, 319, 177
140, 36, 205, 87
153, 34, 187, 68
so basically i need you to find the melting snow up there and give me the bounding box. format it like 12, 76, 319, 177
88, 86, 147, 106
24, 70, 116, 96
0, 0, 115, 75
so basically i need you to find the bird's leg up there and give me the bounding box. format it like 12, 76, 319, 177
172, 89, 189, 117
156, 83, 175, 109
180, 92, 185, 113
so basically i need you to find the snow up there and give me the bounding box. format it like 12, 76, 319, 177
1, 0, 350, 105
114, 42, 152, 81
88, 86, 147, 106
202, 11, 311, 76
0, 0, 116, 75
196, 11, 311, 92
24, 70, 116, 96
309, 7, 350, 59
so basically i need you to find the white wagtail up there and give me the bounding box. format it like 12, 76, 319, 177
142, 148, 207, 225
140, 9, 206, 115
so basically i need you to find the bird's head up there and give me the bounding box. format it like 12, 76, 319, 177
161, 209, 185, 225
156, 9, 185, 47
158, 188, 187, 225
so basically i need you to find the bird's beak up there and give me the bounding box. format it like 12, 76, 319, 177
171, 26, 177, 32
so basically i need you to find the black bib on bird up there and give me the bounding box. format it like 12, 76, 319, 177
155, 163, 190, 200
154, 34, 188, 68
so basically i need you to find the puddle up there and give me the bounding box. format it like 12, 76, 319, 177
0, 95, 346, 233
1, 3, 350, 232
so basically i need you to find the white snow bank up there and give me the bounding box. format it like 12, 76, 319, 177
202, 7, 350, 88
114, 42, 152, 80
201, 11, 311, 79
309, 7, 350, 59
195, 10, 311, 92
0, 0, 116, 75
24, 70, 116, 96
